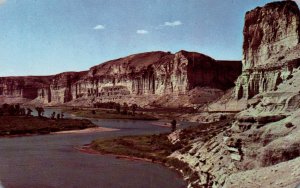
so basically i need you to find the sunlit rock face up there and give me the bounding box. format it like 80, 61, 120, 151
0, 50, 241, 106
36, 72, 86, 104
172, 2, 300, 188
69, 51, 241, 104
235, 0, 300, 99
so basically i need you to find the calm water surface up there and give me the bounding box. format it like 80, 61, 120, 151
0, 108, 195, 188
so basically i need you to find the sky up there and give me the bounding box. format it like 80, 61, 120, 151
0, 0, 299, 76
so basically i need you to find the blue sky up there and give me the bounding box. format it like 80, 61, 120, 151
0, 0, 299, 76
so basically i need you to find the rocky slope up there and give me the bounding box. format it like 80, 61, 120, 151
0, 51, 241, 107
171, 1, 300, 187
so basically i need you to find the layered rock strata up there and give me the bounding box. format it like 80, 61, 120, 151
0, 51, 241, 107
235, 0, 300, 99
172, 1, 300, 187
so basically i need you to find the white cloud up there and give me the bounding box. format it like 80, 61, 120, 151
0, 0, 6, 5
164, 20, 182, 27
136, 30, 149, 34
93, 25, 105, 30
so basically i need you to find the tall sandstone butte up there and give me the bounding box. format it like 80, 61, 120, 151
0, 51, 241, 106
170, 2, 300, 187
235, 0, 300, 99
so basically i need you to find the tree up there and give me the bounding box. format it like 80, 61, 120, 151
35, 107, 44, 117
15, 104, 20, 115
8, 105, 16, 116
131, 104, 138, 115
171, 119, 177, 132
2, 103, 9, 110
27, 108, 33, 117
51, 112, 56, 119
115, 103, 121, 114
122, 102, 129, 115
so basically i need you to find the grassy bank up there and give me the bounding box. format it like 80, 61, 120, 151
91, 134, 177, 161
0, 116, 96, 136
90, 118, 234, 187
63, 108, 158, 120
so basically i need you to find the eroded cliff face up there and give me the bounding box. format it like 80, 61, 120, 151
0, 51, 241, 107
0, 76, 52, 99
173, 1, 300, 187
236, 0, 300, 99
36, 72, 86, 104
63, 51, 241, 107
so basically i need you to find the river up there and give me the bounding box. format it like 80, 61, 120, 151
0, 108, 194, 188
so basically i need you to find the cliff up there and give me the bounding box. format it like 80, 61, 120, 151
236, 0, 300, 99
171, 1, 300, 187
0, 51, 241, 107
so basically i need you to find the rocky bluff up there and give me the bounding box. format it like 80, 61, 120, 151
171, 1, 300, 187
236, 0, 300, 99
0, 51, 241, 107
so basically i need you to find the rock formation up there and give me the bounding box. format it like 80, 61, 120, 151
0, 76, 52, 99
235, 0, 300, 99
171, 1, 300, 187
0, 51, 241, 107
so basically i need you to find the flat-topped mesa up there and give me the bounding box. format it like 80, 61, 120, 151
236, 0, 300, 99
0, 50, 242, 106
70, 51, 241, 105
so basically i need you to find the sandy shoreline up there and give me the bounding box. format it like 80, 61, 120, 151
0, 127, 119, 138
53, 127, 119, 134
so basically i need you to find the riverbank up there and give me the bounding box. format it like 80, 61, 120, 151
81, 133, 195, 186
0, 116, 97, 136
88, 118, 234, 188
63, 108, 159, 120
54, 127, 118, 134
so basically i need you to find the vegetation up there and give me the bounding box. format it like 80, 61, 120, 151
0, 103, 26, 116
90, 117, 234, 187
64, 108, 158, 120
91, 134, 181, 161
285, 122, 294, 128
0, 103, 96, 136
0, 116, 96, 136
93, 102, 140, 115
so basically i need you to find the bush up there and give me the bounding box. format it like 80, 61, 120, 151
285, 122, 294, 128
278, 56, 285, 61
219, 115, 227, 120
287, 74, 293, 80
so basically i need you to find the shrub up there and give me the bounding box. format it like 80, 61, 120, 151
285, 122, 294, 128
287, 74, 293, 80
219, 115, 227, 120
278, 56, 285, 61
